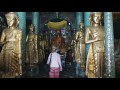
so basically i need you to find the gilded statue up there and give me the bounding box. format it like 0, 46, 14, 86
51, 30, 65, 53
0, 12, 22, 78
38, 34, 45, 63
71, 30, 76, 61
26, 24, 38, 66
75, 22, 85, 68
85, 12, 105, 78
45, 33, 49, 49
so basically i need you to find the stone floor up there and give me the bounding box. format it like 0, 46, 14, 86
21, 62, 84, 78
12, 60, 120, 78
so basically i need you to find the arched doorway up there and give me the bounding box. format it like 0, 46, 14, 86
42, 17, 76, 77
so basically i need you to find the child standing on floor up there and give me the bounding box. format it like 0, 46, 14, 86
47, 46, 62, 78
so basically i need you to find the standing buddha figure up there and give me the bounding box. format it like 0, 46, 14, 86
39, 34, 45, 63
85, 12, 105, 78
75, 22, 85, 69
0, 12, 22, 78
26, 24, 38, 66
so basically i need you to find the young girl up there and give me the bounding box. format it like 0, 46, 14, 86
47, 46, 62, 78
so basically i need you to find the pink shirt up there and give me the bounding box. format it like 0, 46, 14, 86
47, 52, 62, 68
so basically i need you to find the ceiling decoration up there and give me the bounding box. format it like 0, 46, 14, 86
47, 12, 68, 30
47, 20, 67, 30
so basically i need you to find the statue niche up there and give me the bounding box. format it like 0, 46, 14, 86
51, 30, 65, 54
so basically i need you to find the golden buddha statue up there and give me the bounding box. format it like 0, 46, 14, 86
85, 12, 105, 78
26, 24, 38, 66
45, 34, 49, 49
75, 22, 85, 68
38, 34, 45, 63
51, 30, 65, 54
0, 12, 22, 78
71, 30, 76, 61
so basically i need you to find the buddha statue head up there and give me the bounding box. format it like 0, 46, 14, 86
90, 12, 103, 25
79, 22, 84, 30
29, 24, 35, 33
5, 12, 19, 27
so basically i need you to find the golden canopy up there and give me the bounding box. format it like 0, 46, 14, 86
47, 20, 67, 30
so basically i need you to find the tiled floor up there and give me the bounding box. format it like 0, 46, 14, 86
20, 61, 120, 78
21, 62, 80, 78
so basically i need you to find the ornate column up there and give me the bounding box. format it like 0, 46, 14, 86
104, 12, 115, 78
84, 12, 91, 58
32, 12, 40, 34
17, 12, 26, 69
76, 12, 83, 31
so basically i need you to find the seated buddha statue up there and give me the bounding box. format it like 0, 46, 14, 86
51, 30, 65, 54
